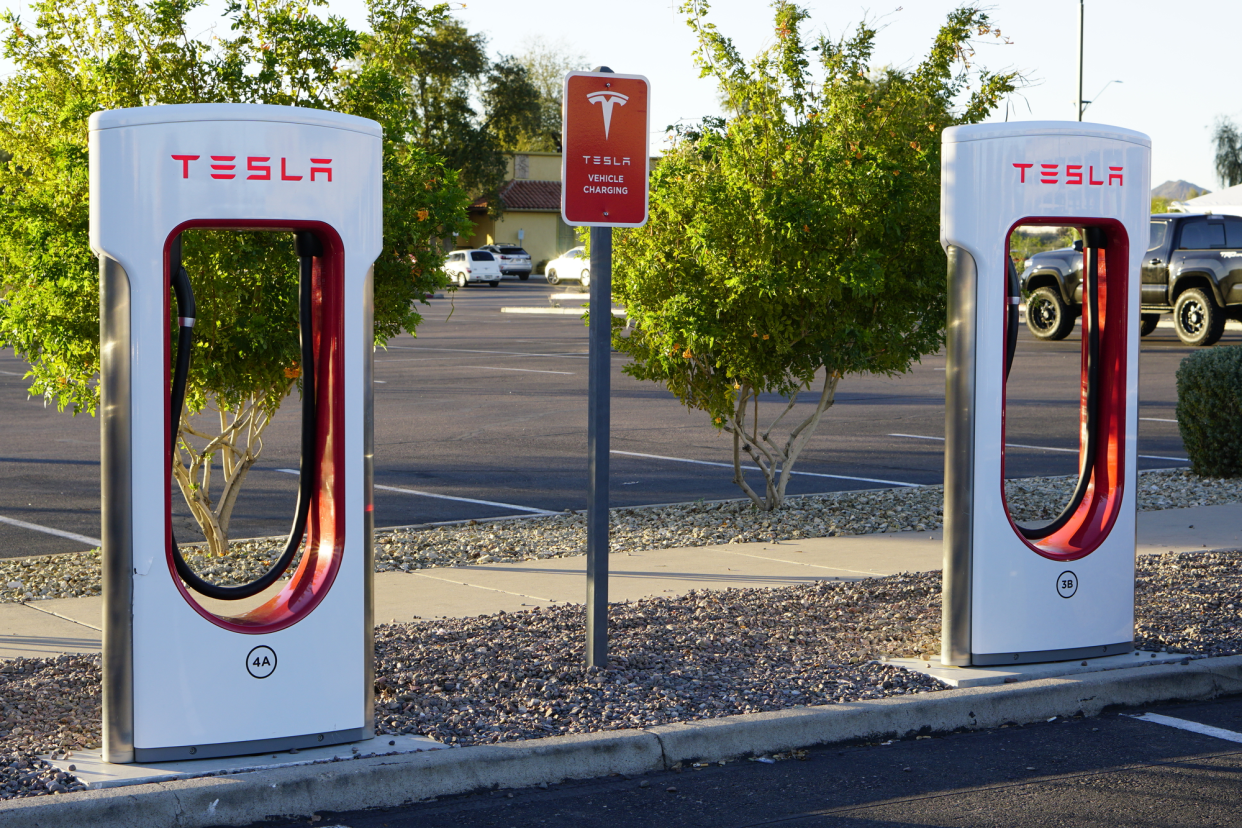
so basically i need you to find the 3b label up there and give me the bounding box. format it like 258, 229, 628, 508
247, 645, 277, 679
1056, 571, 1078, 599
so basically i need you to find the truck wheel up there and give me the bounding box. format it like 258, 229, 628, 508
519, 273, 530, 281
546, 269, 560, 286
1026, 286, 1075, 341
1174, 288, 1225, 346
456, 272, 467, 288
1139, 314, 1160, 337
580, 270, 591, 289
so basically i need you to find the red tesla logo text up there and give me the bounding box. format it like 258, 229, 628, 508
1012, 163, 1122, 186
171, 155, 333, 182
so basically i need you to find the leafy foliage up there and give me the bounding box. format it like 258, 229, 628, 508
1176, 346, 1242, 478
510, 37, 588, 152
1213, 117, 1242, 189
612, 1, 1018, 509
0, 0, 472, 552
359, 0, 541, 211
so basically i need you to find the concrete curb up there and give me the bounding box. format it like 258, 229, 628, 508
4, 655, 1241, 828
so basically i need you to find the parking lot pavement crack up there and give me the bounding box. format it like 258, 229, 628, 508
170, 790, 184, 826
645, 728, 672, 770
21, 601, 102, 631
406, 571, 558, 604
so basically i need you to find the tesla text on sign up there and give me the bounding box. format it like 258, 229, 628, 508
561, 71, 650, 227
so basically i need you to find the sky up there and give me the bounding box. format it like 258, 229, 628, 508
3, 0, 1237, 191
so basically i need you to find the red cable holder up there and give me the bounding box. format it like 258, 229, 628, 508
162, 219, 346, 633
1001, 217, 1130, 562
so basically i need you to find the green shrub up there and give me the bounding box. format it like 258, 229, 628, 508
1176, 345, 1242, 477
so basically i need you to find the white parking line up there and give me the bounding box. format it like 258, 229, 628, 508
610, 450, 919, 488
888, 433, 1189, 462
375, 360, 573, 374
476, 366, 574, 375
0, 515, 100, 547
0, 370, 24, 376
273, 469, 557, 515
382, 346, 586, 359
1127, 713, 1242, 744
1140, 417, 1178, 423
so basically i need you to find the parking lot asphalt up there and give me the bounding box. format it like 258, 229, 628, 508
0, 279, 1224, 559
238, 693, 1242, 828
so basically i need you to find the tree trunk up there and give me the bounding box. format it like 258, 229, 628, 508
725, 371, 841, 511
170, 391, 279, 557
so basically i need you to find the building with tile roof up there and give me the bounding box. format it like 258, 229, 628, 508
461, 152, 578, 272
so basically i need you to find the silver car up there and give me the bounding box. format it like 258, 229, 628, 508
481, 244, 533, 280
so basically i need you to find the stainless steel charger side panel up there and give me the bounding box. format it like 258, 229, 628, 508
362, 264, 376, 740
942, 244, 976, 668
100, 254, 134, 764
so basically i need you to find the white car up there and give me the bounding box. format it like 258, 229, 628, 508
444, 249, 510, 288
545, 247, 590, 287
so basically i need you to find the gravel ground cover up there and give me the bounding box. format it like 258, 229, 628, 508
0, 468, 1239, 800
1, 549, 1241, 799
2, 468, 1239, 601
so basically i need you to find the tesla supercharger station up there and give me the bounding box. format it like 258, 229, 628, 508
91, 104, 381, 762
940, 122, 1150, 667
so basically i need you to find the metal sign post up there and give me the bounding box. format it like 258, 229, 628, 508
586, 225, 611, 668
562, 67, 649, 668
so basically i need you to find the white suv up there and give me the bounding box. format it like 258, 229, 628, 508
480, 244, 533, 280
545, 247, 590, 287
445, 250, 507, 288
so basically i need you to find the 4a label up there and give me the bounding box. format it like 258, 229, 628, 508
247, 645, 277, 679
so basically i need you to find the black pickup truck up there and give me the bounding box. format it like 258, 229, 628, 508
1019, 213, 1242, 346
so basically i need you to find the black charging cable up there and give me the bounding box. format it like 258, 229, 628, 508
1005, 256, 1019, 383
168, 231, 322, 600
1012, 227, 1104, 540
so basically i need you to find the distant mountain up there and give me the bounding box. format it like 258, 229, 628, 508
1152, 180, 1210, 200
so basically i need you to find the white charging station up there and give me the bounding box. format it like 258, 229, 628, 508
91, 104, 382, 762
940, 121, 1151, 667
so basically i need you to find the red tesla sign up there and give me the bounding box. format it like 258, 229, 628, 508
561, 71, 650, 227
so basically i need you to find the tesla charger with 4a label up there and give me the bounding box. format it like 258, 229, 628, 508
940, 121, 1151, 667
92, 104, 381, 762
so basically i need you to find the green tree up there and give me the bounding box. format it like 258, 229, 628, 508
612, 1, 1018, 510
359, 0, 541, 212
1213, 117, 1242, 189
0, 0, 471, 556
510, 37, 588, 152
1009, 226, 1075, 277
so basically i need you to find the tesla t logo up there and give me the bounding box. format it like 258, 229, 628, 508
171, 155, 333, 182
1012, 163, 1122, 186
587, 90, 628, 140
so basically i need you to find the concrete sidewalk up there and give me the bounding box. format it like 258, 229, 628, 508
2, 502, 1239, 659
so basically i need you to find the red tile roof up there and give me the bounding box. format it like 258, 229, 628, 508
499, 180, 561, 211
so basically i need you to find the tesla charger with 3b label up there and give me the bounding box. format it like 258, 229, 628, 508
940, 121, 1151, 667
92, 104, 381, 762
